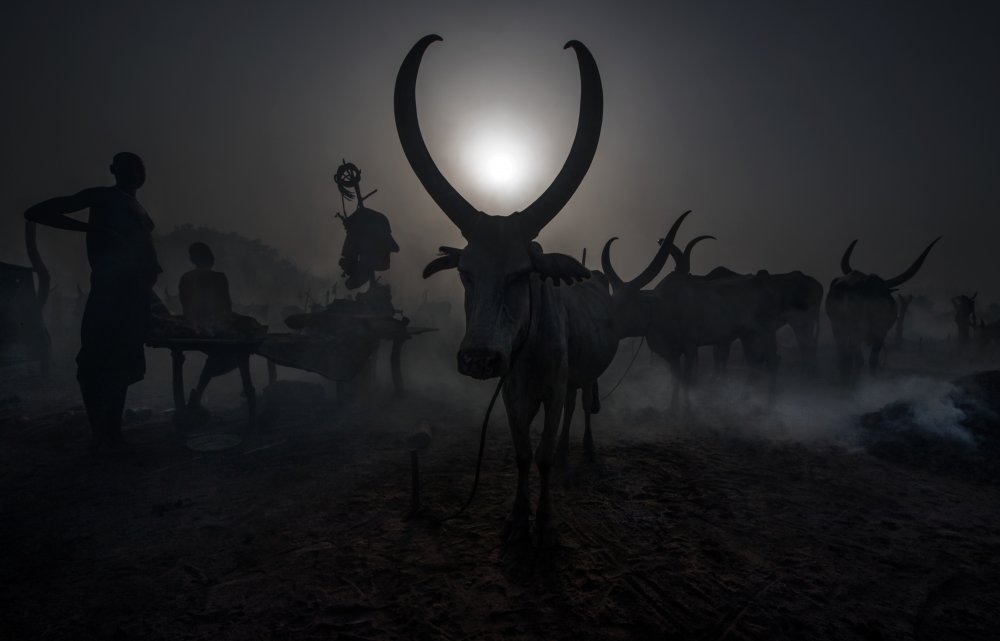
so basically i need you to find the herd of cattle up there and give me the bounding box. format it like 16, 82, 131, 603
393, 35, 989, 544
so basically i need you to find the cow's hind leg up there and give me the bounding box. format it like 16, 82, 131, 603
668, 355, 683, 414
869, 338, 885, 374
713, 342, 731, 377
501, 388, 540, 546
556, 386, 577, 463
534, 391, 565, 548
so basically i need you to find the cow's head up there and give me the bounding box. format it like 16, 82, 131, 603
600, 212, 711, 337
396, 35, 600, 379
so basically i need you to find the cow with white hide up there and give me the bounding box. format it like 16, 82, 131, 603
395, 35, 617, 545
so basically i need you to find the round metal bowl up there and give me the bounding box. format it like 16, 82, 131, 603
185, 433, 243, 452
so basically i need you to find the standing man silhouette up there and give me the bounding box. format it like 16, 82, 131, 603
25, 152, 161, 455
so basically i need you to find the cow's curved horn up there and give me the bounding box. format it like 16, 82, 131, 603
884, 237, 941, 289
632, 210, 692, 288
840, 239, 858, 275
600, 237, 624, 291
395, 35, 478, 236
676, 235, 715, 276
515, 41, 603, 240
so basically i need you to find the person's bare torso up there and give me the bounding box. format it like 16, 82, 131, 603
85, 186, 160, 281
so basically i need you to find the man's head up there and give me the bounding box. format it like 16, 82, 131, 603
188, 242, 215, 269
110, 152, 146, 190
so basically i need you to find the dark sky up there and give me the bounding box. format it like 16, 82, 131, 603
2, 0, 998, 303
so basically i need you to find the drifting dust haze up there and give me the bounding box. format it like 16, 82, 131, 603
7, 5, 1000, 640
1, 0, 996, 477
571, 338, 980, 448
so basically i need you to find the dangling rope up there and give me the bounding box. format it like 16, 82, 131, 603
601, 336, 645, 402
437, 279, 536, 523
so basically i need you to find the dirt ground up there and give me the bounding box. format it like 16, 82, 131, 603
2, 339, 1000, 641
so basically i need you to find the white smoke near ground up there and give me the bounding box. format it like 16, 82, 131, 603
596, 342, 982, 449
768, 376, 974, 445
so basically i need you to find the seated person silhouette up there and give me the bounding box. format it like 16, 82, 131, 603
179, 242, 240, 410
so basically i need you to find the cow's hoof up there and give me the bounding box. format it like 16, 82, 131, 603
501, 513, 530, 546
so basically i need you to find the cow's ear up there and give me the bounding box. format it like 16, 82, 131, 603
423, 246, 462, 279
530, 248, 591, 286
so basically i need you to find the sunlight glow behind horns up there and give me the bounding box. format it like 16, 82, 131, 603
463, 129, 531, 196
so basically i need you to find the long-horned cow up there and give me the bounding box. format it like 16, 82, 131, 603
605, 220, 799, 406
826, 238, 940, 384
701, 267, 824, 371
395, 35, 617, 545
604, 214, 782, 407
602, 213, 714, 407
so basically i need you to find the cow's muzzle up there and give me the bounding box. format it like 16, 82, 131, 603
457, 348, 507, 379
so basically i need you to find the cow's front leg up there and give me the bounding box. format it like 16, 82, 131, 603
762, 333, 780, 404
501, 388, 538, 545
555, 386, 577, 463
680, 346, 698, 415
581, 381, 596, 461
534, 389, 565, 548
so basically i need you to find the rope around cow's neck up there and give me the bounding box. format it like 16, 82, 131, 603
600, 335, 645, 402
600, 312, 652, 403
437, 277, 536, 523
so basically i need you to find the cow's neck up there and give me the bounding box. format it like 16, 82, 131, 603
511, 276, 543, 359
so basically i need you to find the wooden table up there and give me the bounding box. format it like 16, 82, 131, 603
146, 337, 264, 431
148, 323, 436, 429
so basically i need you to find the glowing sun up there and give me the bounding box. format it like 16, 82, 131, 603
463, 127, 533, 196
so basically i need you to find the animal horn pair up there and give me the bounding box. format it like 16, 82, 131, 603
601, 210, 694, 291
841, 238, 941, 288
395, 35, 603, 240
668, 235, 716, 276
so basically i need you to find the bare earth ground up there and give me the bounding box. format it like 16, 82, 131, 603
2, 340, 1000, 641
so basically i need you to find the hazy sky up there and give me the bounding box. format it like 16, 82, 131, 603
2, 1, 998, 303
